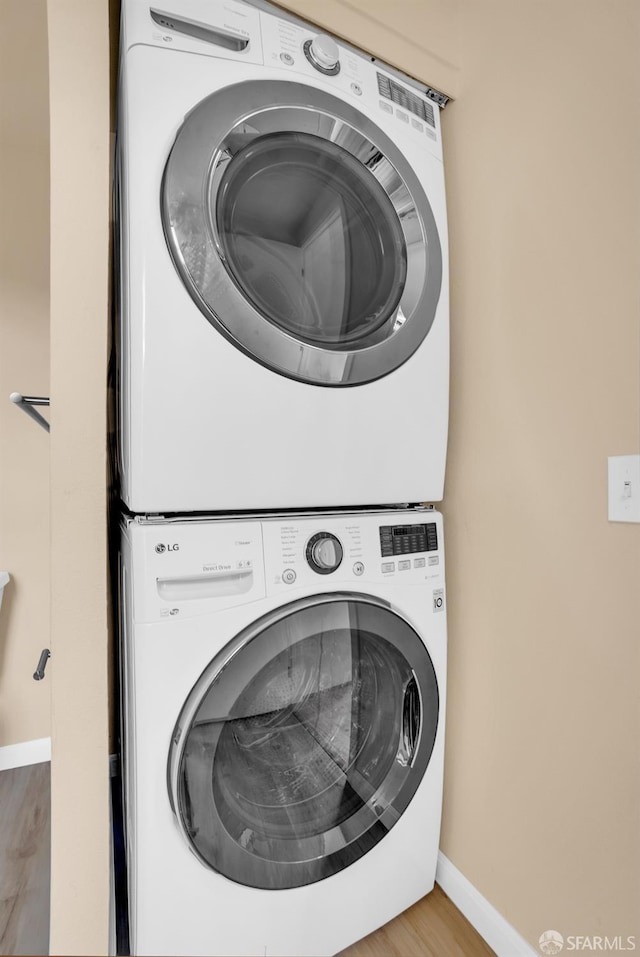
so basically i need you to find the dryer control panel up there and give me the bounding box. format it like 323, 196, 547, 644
122, 0, 443, 157
259, 10, 442, 153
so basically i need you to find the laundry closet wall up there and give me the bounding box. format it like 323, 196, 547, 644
0, 0, 51, 749
442, 0, 640, 945
48, 0, 113, 953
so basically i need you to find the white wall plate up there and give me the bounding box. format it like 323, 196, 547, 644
608, 454, 640, 523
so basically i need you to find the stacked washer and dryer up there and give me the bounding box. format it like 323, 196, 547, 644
116, 1, 450, 954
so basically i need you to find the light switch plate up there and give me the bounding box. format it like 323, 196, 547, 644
608, 454, 640, 523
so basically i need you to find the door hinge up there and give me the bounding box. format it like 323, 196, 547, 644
424, 86, 449, 109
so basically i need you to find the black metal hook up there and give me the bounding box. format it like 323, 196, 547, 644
33, 649, 50, 681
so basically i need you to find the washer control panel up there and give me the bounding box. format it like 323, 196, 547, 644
125, 511, 444, 621
263, 511, 443, 591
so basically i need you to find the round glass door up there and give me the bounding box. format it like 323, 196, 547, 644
162, 80, 443, 386
167, 594, 439, 890
216, 131, 407, 348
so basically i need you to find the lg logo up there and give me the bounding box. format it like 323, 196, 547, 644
155, 543, 180, 554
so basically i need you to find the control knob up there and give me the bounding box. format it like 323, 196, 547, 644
304, 34, 341, 75
306, 532, 343, 574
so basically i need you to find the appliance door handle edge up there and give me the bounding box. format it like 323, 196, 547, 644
157, 569, 253, 601
399, 674, 421, 767
150, 8, 250, 51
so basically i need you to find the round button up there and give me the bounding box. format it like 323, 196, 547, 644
353, 561, 365, 576
310, 34, 339, 69
306, 532, 343, 574
282, 568, 296, 584
350, 82, 363, 96
314, 539, 338, 568
303, 36, 340, 75
280, 52, 294, 65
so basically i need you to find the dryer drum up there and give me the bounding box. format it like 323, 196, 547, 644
167, 594, 439, 889
215, 131, 407, 348
162, 80, 443, 386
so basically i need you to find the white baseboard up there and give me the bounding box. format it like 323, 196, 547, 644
0, 736, 51, 771
436, 851, 538, 957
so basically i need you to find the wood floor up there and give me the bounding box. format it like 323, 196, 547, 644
0, 763, 494, 957
0, 762, 50, 956
338, 884, 496, 957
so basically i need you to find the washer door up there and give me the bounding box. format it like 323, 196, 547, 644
162, 80, 442, 386
167, 593, 439, 890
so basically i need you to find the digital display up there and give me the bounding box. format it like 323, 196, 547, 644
376, 73, 436, 128
380, 523, 438, 557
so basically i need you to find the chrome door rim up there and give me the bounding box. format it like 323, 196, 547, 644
166, 593, 440, 888
162, 80, 443, 386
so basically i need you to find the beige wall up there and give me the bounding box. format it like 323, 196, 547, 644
48, 0, 111, 953
0, 0, 51, 748
442, 0, 640, 945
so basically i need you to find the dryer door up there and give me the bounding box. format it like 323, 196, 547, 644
162, 80, 442, 386
167, 593, 439, 889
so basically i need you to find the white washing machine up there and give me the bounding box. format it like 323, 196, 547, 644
120, 508, 447, 956
117, 0, 450, 513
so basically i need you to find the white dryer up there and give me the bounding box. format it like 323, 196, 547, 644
120, 508, 447, 956
117, 0, 450, 513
